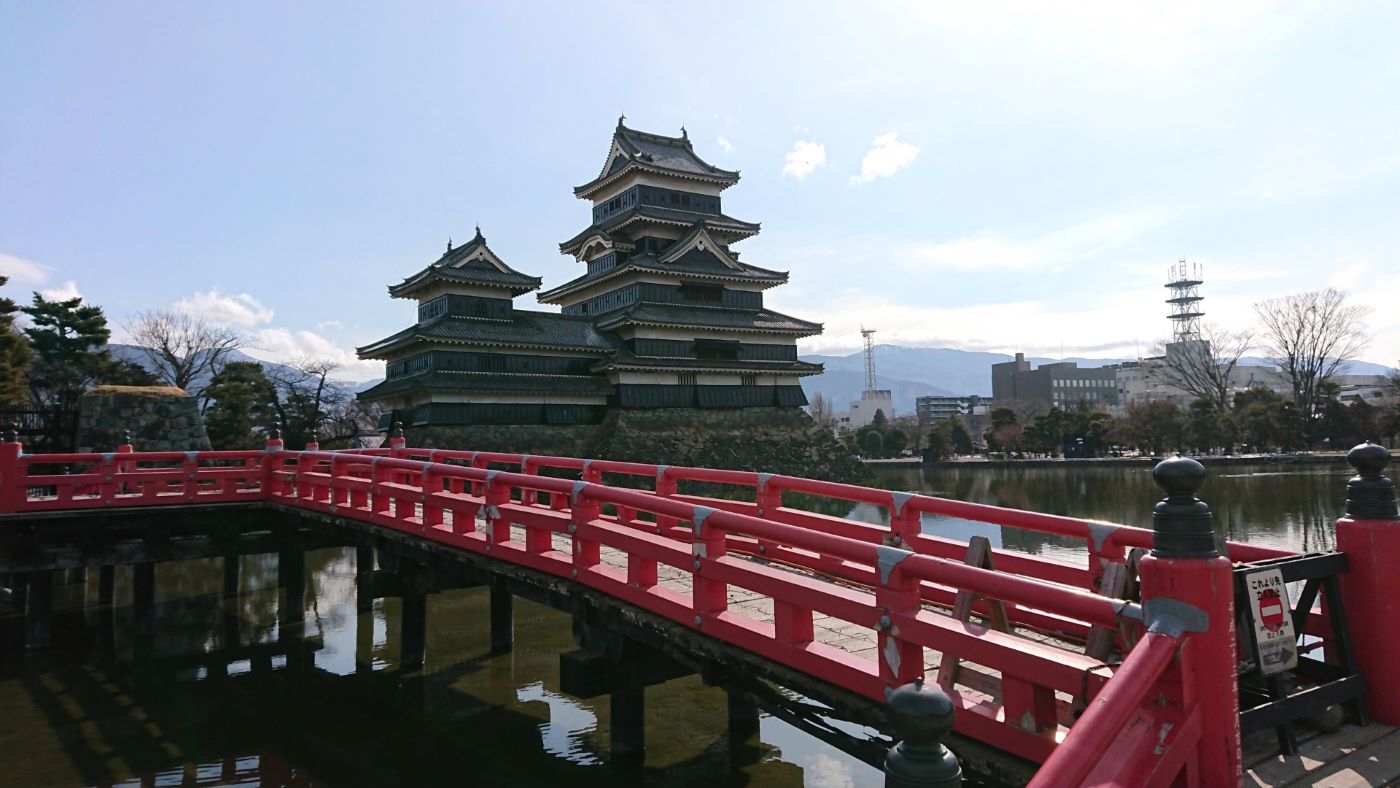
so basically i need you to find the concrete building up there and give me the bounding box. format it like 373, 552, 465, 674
840, 389, 894, 430
991, 353, 1119, 410
915, 395, 987, 425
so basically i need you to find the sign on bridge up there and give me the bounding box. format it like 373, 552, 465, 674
1243, 568, 1298, 675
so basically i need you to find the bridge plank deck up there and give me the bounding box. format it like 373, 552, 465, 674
1244, 722, 1400, 787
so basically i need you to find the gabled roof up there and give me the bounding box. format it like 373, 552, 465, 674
357, 311, 616, 359
560, 206, 760, 256
575, 119, 740, 199
389, 228, 543, 298
595, 303, 823, 337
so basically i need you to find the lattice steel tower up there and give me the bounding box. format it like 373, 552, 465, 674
861, 327, 878, 392
1165, 260, 1205, 343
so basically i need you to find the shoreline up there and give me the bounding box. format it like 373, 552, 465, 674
864, 453, 1354, 469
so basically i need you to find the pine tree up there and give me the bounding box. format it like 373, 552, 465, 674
22, 293, 114, 411
203, 361, 275, 449
0, 276, 32, 410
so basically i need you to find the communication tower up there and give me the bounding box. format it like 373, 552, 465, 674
1165, 260, 1205, 343
861, 327, 878, 393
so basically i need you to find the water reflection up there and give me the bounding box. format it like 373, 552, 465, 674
0, 542, 882, 788
866, 462, 1352, 558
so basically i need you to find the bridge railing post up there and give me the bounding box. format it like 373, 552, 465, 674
884, 678, 961, 788
876, 553, 923, 688
388, 421, 406, 454
1136, 455, 1240, 785
263, 425, 285, 499
0, 424, 21, 513
1335, 442, 1400, 723
692, 506, 728, 626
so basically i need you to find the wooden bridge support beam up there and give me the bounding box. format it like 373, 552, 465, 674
490, 574, 513, 654
610, 684, 646, 765
727, 691, 761, 740
24, 570, 52, 650
399, 561, 428, 672
278, 548, 305, 625
97, 565, 115, 606
133, 562, 155, 661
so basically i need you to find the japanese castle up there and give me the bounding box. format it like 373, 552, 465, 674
358, 119, 823, 428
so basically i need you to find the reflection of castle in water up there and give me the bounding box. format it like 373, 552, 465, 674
1, 534, 855, 786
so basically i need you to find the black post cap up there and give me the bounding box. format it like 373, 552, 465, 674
121, 430, 132, 445
1151, 455, 1219, 558
269, 423, 282, 440
391, 421, 405, 438
1346, 443, 1398, 520
883, 678, 961, 787
2, 422, 17, 443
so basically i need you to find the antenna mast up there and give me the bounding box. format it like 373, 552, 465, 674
860, 326, 878, 393
1165, 260, 1205, 343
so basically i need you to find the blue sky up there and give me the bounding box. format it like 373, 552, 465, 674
3, 2, 1398, 379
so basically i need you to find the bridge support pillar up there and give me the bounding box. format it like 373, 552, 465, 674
133, 562, 156, 660
24, 571, 53, 651
1336, 443, 1400, 723
356, 544, 375, 613
97, 565, 115, 606
610, 684, 646, 765
727, 691, 761, 740
223, 553, 239, 597
278, 548, 305, 625
400, 562, 427, 672
490, 574, 513, 654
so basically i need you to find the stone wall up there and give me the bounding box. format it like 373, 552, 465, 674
404, 407, 867, 484
77, 385, 211, 452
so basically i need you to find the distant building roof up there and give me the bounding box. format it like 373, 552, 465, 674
389, 228, 542, 298
575, 120, 740, 199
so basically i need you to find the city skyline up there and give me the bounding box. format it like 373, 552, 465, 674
3, 3, 1398, 379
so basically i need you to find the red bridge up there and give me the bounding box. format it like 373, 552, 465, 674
3, 430, 1398, 787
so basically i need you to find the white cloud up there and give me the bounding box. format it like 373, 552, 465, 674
39, 280, 82, 301
851, 132, 919, 185
246, 327, 383, 380
907, 209, 1172, 271
0, 252, 49, 286
782, 140, 827, 179
174, 290, 274, 328
716, 136, 734, 154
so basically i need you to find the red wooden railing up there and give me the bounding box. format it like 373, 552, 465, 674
0, 438, 1284, 785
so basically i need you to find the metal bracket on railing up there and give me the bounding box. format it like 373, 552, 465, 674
1087, 521, 1120, 552
890, 491, 915, 519
876, 545, 913, 586
757, 472, 774, 493
656, 465, 671, 484
570, 480, 587, 506
581, 459, 593, 477
1116, 598, 1206, 634
519, 453, 532, 470
692, 505, 717, 535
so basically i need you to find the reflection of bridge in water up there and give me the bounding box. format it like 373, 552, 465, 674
4, 432, 1400, 786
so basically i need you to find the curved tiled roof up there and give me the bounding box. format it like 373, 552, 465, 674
560, 206, 759, 255
390, 229, 542, 298
595, 304, 822, 336
358, 369, 614, 399
575, 122, 740, 197
358, 311, 616, 359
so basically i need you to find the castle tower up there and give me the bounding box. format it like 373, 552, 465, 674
538, 118, 822, 408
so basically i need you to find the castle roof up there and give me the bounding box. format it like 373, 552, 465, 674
595, 303, 823, 337
358, 369, 614, 400
574, 120, 740, 199
559, 207, 759, 256
389, 229, 542, 298
357, 311, 615, 359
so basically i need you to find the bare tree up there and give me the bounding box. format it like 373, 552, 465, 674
264, 359, 378, 448
808, 390, 834, 427
123, 310, 242, 399
1157, 324, 1254, 411
1254, 288, 1371, 421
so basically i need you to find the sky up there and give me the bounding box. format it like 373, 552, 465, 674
3, 2, 1399, 380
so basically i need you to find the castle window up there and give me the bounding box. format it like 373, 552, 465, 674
678, 373, 698, 386
741, 374, 758, 386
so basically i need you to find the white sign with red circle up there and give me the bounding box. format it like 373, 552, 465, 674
1246, 568, 1298, 675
